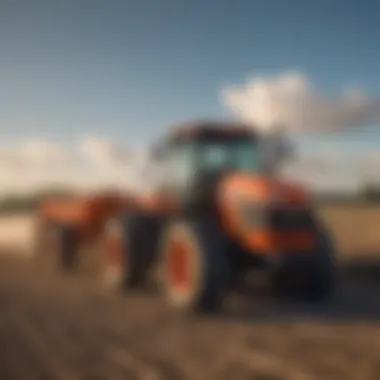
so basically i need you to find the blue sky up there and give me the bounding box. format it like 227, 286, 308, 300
0, 0, 379, 150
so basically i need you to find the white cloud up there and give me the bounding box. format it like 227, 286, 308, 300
0, 136, 164, 198
0, 136, 374, 199
221, 70, 380, 133
0, 137, 138, 198
1, 73, 380, 200
79, 137, 131, 167
77, 137, 159, 194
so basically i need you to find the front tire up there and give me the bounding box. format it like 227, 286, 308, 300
273, 225, 335, 301
302, 226, 335, 301
158, 218, 230, 314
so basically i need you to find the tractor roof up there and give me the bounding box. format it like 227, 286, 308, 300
166, 120, 258, 144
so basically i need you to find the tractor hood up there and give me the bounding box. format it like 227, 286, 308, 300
218, 172, 310, 206
217, 172, 315, 254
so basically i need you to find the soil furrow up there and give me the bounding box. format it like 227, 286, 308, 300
0, 255, 379, 380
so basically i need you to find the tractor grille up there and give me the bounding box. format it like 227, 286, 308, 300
268, 205, 315, 231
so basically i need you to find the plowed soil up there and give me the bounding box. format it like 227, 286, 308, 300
0, 252, 380, 380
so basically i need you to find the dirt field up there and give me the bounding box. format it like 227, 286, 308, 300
318, 203, 380, 258
0, 205, 380, 380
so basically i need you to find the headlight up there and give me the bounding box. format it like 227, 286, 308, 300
234, 199, 268, 228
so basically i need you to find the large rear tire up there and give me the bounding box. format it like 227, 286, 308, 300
100, 213, 154, 291
158, 218, 230, 314
34, 221, 77, 273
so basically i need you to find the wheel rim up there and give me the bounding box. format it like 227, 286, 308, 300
103, 221, 124, 287
167, 236, 192, 295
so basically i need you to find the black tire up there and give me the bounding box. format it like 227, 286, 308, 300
274, 224, 335, 301
301, 225, 335, 301
34, 222, 77, 272
49, 224, 77, 271
158, 218, 230, 314
301, 261, 334, 302
101, 212, 156, 291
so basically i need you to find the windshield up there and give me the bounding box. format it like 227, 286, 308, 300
197, 139, 260, 173
159, 138, 260, 193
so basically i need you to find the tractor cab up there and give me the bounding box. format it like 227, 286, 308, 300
154, 121, 264, 195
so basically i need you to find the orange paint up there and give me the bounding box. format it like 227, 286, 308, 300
243, 230, 316, 254
39, 193, 129, 245
168, 238, 192, 292
104, 230, 123, 266
217, 172, 315, 254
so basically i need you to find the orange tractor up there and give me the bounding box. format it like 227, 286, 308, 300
36, 120, 335, 313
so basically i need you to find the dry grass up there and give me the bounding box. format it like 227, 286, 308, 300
318, 204, 380, 259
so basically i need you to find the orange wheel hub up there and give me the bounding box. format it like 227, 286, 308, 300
104, 226, 123, 266
167, 237, 192, 292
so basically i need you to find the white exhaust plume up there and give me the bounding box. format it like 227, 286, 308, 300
221, 71, 380, 133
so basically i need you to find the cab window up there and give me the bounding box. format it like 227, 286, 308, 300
161, 143, 195, 192
197, 138, 260, 173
